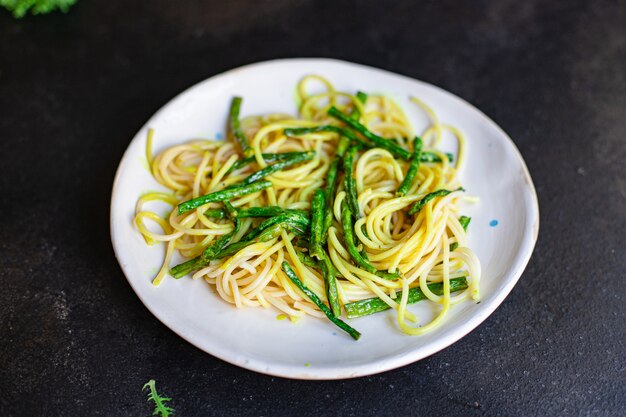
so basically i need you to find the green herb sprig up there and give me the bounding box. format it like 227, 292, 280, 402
1, 0, 77, 18
143, 379, 174, 417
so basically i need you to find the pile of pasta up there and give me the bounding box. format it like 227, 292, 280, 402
135, 75, 480, 338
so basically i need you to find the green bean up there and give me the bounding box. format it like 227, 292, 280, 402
284, 125, 356, 141
450, 216, 471, 251
420, 151, 453, 163
323, 141, 349, 228
285, 126, 450, 166
201, 218, 240, 259
218, 223, 283, 258
171, 202, 240, 278
281, 262, 360, 340
322, 135, 351, 240
172, 208, 308, 278
309, 189, 325, 259
239, 206, 308, 218
344, 277, 469, 318
319, 250, 341, 317
170, 257, 203, 279
297, 248, 343, 278
341, 199, 400, 281
343, 145, 360, 220
229, 97, 252, 156
203, 208, 228, 219
350, 91, 368, 121
292, 236, 310, 249
222, 200, 237, 216
171, 222, 285, 278
397, 137, 423, 196
240, 151, 315, 184
226, 152, 310, 174
285, 126, 373, 154
241, 212, 310, 242
177, 180, 272, 214
205, 206, 309, 219
285, 126, 450, 164
407, 187, 465, 216
233, 206, 309, 219
283, 127, 352, 240
459, 215, 471, 230
297, 251, 320, 269
328, 106, 412, 160
198, 202, 240, 260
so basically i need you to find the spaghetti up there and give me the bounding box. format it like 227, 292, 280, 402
134, 75, 481, 339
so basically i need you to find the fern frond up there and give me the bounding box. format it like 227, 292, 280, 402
143, 379, 174, 417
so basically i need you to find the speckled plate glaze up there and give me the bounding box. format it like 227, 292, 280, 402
110, 58, 539, 379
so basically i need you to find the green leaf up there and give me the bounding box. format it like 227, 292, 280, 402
0, 0, 77, 18
143, 379, 174, 417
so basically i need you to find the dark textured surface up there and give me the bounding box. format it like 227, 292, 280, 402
1, 1, 625, 416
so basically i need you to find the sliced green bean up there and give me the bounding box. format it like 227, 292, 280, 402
170, 257, 203, 279
285, 126, 450, 166
350, 91, 368, 121
319, 250, 341, 317
397, 137, 423, 196
177, 180, 272, 214
459, 215, 471, 230
201, 218, 240, 260
203, 208, 228, 219
218, 223, 283, 259
297, 251, 320, 269
241, 151, 315, 184
171, 223, 285, 278
284, 125, 356, 141
322, 136, 351, 240
198, 203, 240, 260
297, 247, 343, 278
407, 187, 465, 216
239, 206, 308, 218
328, 106, 412, 160
343, 145, 360, 220
285, 125, 378, 152
309, 189, 325, 259
172, 202, 240, 278
341, 199, 400, 281
292, 235, 310, 249
344, 277, 468, 318
231, 206, 309, 219
241, 212, 310, 242
420, 151, 453, 163
450, 216, 471, 251
226, 152, 310, 174
222, 200, 237, 216
281, 262, 360, 340
283, 127, 352, 240
229, 97, 252, 156
173, 206, 307, 278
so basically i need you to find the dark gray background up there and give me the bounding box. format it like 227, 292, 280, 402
1, 1, 624, 416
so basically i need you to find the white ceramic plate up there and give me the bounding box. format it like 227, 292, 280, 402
111, 58, 539, 379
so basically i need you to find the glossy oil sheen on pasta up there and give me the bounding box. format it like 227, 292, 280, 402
134, 75, 481, 337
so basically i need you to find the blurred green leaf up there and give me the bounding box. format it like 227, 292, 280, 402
1, 0, 77, 18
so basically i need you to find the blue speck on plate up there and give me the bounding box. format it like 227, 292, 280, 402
489, 219, 499, 227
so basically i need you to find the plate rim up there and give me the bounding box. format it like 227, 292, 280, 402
110, 57, 540, 379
